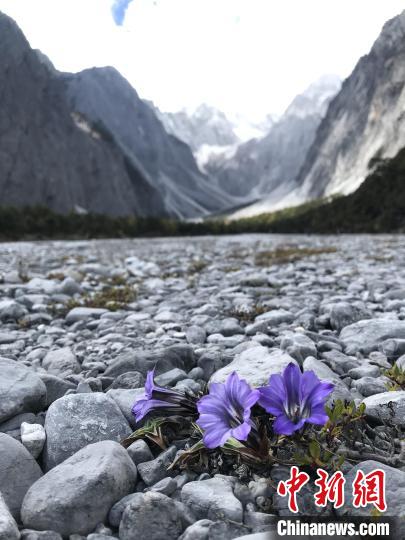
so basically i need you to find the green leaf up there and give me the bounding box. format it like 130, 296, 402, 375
309, 439, 321, 460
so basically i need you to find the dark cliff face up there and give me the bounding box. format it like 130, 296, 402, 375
64, 68, 235, 218
294, 10, 405, 200
0, 13, 166, 217
0, 12, 235, 218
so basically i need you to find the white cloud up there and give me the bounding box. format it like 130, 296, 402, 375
0, 0, 403, 118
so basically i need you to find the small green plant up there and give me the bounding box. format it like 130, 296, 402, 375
384, 364, 405, 390
254, 246, 337, 267
84, 285, 137, 310
227, 304, 268, 323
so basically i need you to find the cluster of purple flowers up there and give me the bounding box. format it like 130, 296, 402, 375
132, 363, 334, 450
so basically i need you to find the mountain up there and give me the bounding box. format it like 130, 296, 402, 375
0, 12, 166, 217
0, 12, 234, 219
290, 10, 405, 203
206, 75, 341, 206
257, 147, 405, 234
151, 104, 239, 153
64, 69, 235, 218
151, 103, 277, 170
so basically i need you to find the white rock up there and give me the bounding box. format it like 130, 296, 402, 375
362, 391, 405, 426
21, 423, 46, 459
210, 346, 297, 387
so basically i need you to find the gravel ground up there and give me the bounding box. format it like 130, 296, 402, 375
1, 234, 405, 540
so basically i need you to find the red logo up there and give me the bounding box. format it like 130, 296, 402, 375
352, 469, 387, 513
277, 467, 386, 513
314, 468, 346, 509
277, 466, 310, 513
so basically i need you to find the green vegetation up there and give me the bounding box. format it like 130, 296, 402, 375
384, 364, 405, 391
60, 284, 137, 314
1, 147, 405, 240
254, 246, 337, 266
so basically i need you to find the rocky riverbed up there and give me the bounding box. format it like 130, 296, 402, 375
1, 234, 405, 540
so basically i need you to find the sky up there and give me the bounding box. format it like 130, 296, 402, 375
0, 0, 404, 120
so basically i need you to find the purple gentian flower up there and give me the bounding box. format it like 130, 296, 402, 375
258, 363, 334, 435
196, 371, 260, 449
132, 370, 198, 423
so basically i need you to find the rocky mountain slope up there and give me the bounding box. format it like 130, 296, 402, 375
263, 147, 405, 234
151, 104, 240, 153
151, 103, 276, 170
0, 12, 235, 219
206, 75, 341, 205
64, 69, 235, 218
0, 12, 166, 218
292, 9, 405, 202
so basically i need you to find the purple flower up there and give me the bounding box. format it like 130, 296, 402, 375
196, 372, 260, 449
132, 370, 198, 423
258, 363, 334, 435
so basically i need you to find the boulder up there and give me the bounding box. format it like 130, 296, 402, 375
0, 358, 46, 423
21, 441, 137, 537
210, 347, 297, 387
43, 393, 131, 470
0, 433, 42, 520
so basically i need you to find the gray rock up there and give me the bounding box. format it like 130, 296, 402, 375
155, 368, 188, 387
337, 460, 405, 521
185, 326, 206, 345
104, 344, 195, 378
217, 318, 244, 337
352, 376, 390, 397
20, 531, 62, 540
329, 301, 371, 332
39, 374, 76, 407
244, 511, 276, 533
0, 299, 26, 322
280, 332, 317, 363
137, 446, 177, 486
43, 393, 131, 470
108, 493, 144, 528
181, 476, 243, 522
109, 371, 145, 389
21, 441, 137, 537
119, 492, 183, 540
21, 422, 46, 459
65, 307, 108, 324
106, 388, 143, 428
0, 358, 47, 423
210, 347, 297, 387
347, 363, 380, 379
246, 310, 294, 335
340, 319, 405, 355
396, 354, 405, 370
59, 277, 81, 296
149, 477, 177, 496
0, 493, 19, 540
127, 440, 153, 465
179, 519, 213, 540
0, 433, 42, 520
321, 350, 361, 375
379, 338, 405, 360
362, 391, 405, 426
42, 347, 80, 377
303, 357, 351, 402
0, 412, 38, 434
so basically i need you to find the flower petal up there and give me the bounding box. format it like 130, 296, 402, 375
231, 421, 252, 441
273, 414, 300, 435
283, 363, 302, 412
